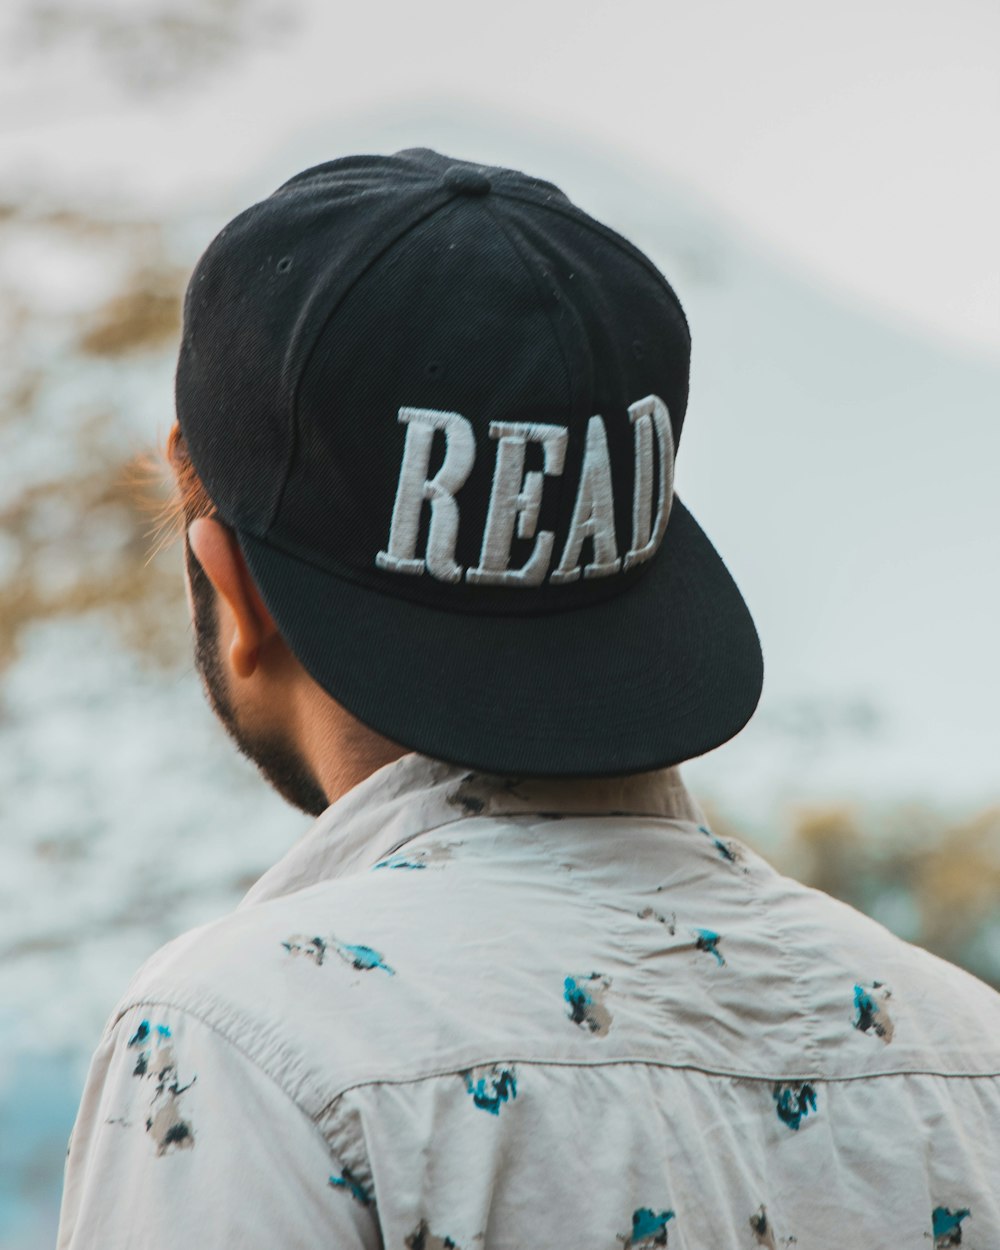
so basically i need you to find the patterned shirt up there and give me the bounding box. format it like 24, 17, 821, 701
58, 753, 1000, 1248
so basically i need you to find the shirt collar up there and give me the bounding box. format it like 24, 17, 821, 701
239, 752, 708, 908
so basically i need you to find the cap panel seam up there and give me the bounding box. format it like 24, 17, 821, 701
269, 189, 462, 533
490, 186, 691, 339
480, 198, 580, 419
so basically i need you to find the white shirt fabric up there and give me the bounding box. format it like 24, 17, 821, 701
58, 753, 1000, 1249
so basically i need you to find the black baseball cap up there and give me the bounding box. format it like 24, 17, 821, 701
176, 147, 763, 776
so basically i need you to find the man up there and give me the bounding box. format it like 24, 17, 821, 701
58, 149, 999, 1248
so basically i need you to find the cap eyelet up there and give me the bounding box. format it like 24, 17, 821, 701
276, 256, 293, 274
425, 360, 444, 380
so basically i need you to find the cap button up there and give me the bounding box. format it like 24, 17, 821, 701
443, 167, 491, 196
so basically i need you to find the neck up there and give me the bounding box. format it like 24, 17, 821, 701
297, 689, 410, 808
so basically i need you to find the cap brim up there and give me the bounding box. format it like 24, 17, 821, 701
236, 495, 763, 777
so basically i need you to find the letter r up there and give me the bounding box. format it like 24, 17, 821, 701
375, 408, 476, 583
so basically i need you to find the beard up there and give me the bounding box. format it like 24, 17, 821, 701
185, 537, 330, 818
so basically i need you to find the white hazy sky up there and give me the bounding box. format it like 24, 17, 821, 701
1, 0, 998, 356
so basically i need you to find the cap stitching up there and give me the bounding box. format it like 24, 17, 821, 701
269, 189, 464, 533
237, 524, 652, 621
489, 185, 691, 340
480, 198, 579, 417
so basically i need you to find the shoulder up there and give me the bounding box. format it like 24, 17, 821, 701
111, 850, 504, 1110
758, 863, 1000, 1075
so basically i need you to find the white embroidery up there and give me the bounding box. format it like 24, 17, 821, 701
466, 422, 568, 586
375, 407, 476, 583
550, 415, 621, 584
375, 395, 674, 587
623, 394, 674, 570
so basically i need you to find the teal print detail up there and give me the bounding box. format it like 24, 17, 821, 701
852, 981, 894, 1043
127, 1018, 173, 1079
374, 855, 427, 870
932, 1206, 970, 1247
127, 1020, 150, 1048
329, 1167, 373, 1207
125, 1018, 196, 1155
563, 972, 613, 1036
692, 928, 725, 966
564, 976, 592, 1016
373, 843, 456, 870
282, 934, 394, 975
772, 1082, 817, 1130
698, 824, 740, 865
335, 942, 395, 975
618, 1207, 675, 1247
463, 1064, 517, 1115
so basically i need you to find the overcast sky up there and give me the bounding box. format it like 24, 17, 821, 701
1, 0, 997, 356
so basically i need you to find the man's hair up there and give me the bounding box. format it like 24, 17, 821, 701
160, 422, 217, 539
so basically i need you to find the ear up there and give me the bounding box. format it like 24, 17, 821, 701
187, 517, 279, 678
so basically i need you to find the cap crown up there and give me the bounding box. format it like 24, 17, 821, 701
177, 148, 691, 613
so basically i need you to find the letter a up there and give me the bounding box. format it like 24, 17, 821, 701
550, 415, 621, 584
375, 407, 476, 583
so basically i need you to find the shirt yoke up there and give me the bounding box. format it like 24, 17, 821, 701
113, 811, 1000, 1130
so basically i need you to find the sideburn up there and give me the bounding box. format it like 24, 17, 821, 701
183, 533, 330, 818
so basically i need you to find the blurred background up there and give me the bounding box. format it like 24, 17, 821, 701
0, 0, 998, 1243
